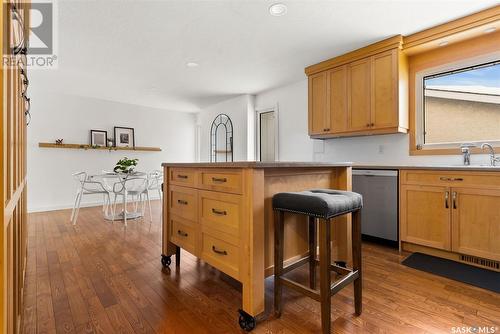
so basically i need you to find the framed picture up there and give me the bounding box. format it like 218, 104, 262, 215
90, 130, 108, 147
114, 126, 135, 148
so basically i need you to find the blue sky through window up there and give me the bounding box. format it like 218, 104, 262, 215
425, 63, 500, 88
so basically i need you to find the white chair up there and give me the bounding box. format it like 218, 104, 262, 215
70, 172, 111, 225
148, 170, 163, 200
111, 175, 152, 226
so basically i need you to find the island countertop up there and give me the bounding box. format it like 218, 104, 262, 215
162, 161, 353, 168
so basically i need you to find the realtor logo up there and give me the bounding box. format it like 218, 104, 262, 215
29, 2, 54, 55
3, 0, 58, 69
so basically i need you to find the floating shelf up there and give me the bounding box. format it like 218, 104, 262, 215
38, 142, 161, 152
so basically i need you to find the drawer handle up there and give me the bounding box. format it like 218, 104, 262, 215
445, 191, 449, 209
440, 177, 464, 182
177, 199, 188, 205
212, 208, 227, 216
211, 177, 227, 183
212, 246, 227, 255
177, 174, 188, 179
177, 230, 188, 237
323, 128, 330, 132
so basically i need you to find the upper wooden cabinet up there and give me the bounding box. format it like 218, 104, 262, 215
305, 35, 408, 138
308, 71, 329, 135
348, 58, 371, 131
329, 66, 348, 133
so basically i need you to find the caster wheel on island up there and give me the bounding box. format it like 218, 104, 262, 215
161, 255, 171, 267
238, 309, 256, 332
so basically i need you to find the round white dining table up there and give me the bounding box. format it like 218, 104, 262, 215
89, 171, 148, 221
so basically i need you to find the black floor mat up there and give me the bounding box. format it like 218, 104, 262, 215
402, 252, 500, 293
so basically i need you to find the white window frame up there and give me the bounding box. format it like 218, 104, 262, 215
415, 51, 500, 150
255, 104, 279, 162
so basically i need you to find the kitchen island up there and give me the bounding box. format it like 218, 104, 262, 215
161, 162, 353, 328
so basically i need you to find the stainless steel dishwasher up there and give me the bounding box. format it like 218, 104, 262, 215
352, 169, 398, 247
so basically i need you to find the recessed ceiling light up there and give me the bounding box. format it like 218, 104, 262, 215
186, 62, 199, 68
269, 3, 287, 17
484, 27, 496, 34
438, 40, 449, 47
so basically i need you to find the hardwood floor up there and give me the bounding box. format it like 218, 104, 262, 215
22, 201, 500, 334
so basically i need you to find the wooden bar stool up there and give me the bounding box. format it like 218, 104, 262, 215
272, 189, 363, 334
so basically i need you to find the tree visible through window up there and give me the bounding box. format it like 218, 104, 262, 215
423, 61, 500, 146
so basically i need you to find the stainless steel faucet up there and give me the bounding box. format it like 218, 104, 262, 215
481, 143, 500, 166
460, 143, 475, 166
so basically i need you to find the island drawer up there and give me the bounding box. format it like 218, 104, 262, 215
168, 185, 198, 222
201, 231, 240, 279
199, 169, 243, 194
400, 170, 500, 189
198, 190, 241, 237
169, 168, 197, 187
170, 215, 197, 255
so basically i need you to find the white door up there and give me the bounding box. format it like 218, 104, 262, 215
259, 111, 276, 162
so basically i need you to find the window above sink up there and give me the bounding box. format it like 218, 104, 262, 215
415, 53, 500, 151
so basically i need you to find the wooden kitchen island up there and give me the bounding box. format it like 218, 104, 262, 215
161, 162, 353, 329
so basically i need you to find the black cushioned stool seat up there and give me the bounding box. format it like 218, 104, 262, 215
272, 189, 363, 334
272, 189, 363, 219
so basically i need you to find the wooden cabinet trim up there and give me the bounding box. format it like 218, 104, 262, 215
305, 35, 403, 75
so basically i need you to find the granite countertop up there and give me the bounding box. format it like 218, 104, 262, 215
161, 161, 353, 168
353, 163, 500, 171
161, 161, 500, 171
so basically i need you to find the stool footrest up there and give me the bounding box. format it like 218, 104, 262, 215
279, 277, 321, 302
282, 256, 311, 275
330, 270, 359, 296
276, 269, 359, 302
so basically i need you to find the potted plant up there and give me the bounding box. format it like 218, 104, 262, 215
114, 157, 139, 174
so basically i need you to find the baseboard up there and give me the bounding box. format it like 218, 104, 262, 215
28, 196, 161, 213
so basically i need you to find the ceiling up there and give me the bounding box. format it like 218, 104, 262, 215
32, 0, 499, 112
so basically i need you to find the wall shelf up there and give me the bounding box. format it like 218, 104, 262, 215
38, 142, 161, 152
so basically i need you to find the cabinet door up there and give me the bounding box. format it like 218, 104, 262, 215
400, 185, 451, 250
348, 58, 371, 131
328, 66, 348, 133
371, 50, 397, 129
451, 188, 500, 261
308, 71, 329, 135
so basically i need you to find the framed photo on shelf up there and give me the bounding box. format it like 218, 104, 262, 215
90, 130, 108, 147
114, 126, 135, 148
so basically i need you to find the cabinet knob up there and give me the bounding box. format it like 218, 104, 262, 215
371, 123, 374, 127
366, 124, 370, 127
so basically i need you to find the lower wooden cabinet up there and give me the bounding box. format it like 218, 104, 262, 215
400, 185, 451, 250
400, 170, 500, 267
451, 188, 500, 261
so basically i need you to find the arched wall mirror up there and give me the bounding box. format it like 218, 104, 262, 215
210, 114, 233, 162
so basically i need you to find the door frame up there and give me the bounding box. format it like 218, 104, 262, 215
255, 105, 279, 162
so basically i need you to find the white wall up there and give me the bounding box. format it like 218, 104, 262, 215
28, 91, 196, 212
196, 94, 256, 162
255, 80, 314, 162
255, 78, 492, 166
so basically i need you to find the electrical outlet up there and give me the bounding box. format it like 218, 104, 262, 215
378, 145, 384, 154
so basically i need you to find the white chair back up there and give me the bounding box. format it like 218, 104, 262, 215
148, 170, 162, 190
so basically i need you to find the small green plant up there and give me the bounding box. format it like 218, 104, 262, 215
114, 157, 139, 174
